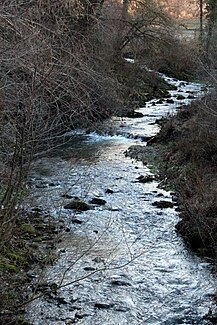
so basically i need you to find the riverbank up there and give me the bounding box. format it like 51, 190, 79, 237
0, 207, 63, 325
128, 90, 217, 263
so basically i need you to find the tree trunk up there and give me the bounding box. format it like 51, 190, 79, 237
199, 0, 203, 42
206, 0, 217, 54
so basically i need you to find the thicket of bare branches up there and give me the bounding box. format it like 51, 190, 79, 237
0, 1, 126, 258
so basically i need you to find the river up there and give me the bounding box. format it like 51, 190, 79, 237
26, 74, 216, 324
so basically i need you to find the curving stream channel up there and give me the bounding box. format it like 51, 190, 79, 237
26, 74, 216, 324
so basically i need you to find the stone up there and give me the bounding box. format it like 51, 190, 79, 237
56, 297, 68, 305
152, 200, 174, 209
83, 266, 96, 271
111, 280, 132, 286
166, 99, 174, 104
64, 200, 90, 211
187, 94, 196, 99
75, 312, 90, 319
176, 94, 185, 100
71, 218, 83, 224
156, 99, 164, 104
115, 306, 130, 312
105, 188, 114, 194
94, 303, 112, 309
89, 198, 107, 205
126, 111, 144, 118
49, 182, 60, 187
136, 175, 155, 183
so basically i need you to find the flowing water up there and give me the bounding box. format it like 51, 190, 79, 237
26, 75, 216, 324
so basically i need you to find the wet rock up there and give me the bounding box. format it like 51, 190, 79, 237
64, 200, 90, 211
136, 175, 155, 183
89, 197, 107, 205
65, 319, 76, 324
176, 94, 185, 100
126, 111, 144, 118
56, 297, 68, 305
75, 312, 90, 319
71, 217, 83, 225
94, 302, 112, 309
187, 94, 196, 99
111, 280, 132, 286
166, 99, 174, 104
105, 188, 114, 194
152, 200, 174, 209
83, 266, 96, 271
110, 207, 120, 211
49, 182, 60, 187
156, 99, 164, 104
115, 306, 130, 312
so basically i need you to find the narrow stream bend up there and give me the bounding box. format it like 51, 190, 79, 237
27, 75, 216, 325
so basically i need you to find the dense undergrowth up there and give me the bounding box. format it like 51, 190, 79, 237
151, 90, 217, 261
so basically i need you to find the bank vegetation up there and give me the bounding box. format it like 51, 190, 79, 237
0, 0, 214, 323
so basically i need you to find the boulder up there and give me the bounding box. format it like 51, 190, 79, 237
166, 99, 174, 104
94, 302, 112, 309
136, 175, 155, 183
89, 198, 107, 205
111, 279, 132, 286
64, 200, 90, 211
152, 200, 174, 209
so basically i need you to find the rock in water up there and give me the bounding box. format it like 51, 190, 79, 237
152, 200, 174, 209
89, 197, 107, 205
136, 175, 155, 183
64, 200, 90, 211
126, 110, 144, 118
